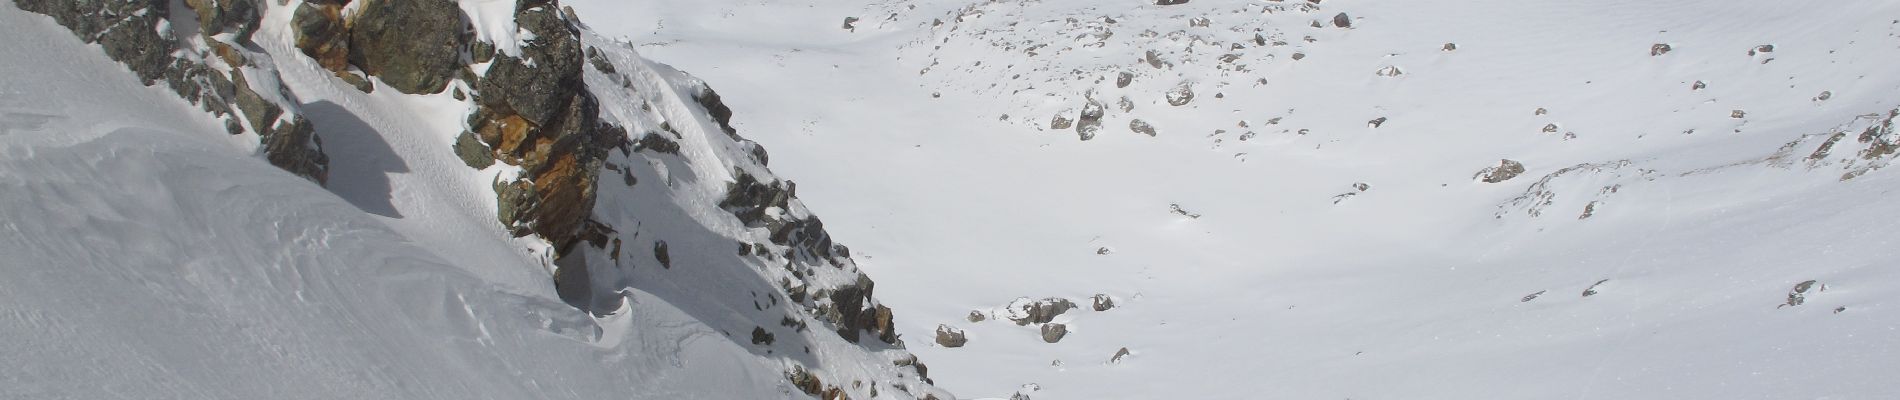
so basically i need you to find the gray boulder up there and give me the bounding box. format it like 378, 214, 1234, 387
1040, 323, 1068, 343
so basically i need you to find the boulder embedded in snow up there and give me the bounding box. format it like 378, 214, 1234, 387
1116, 71, 1134, 88
1332, 13, 1351, 28
1476, 159, 1527, 183
1651, 43, 1673, 56
1129, 119, 1156, 136
347, 0, 465, 94
935, 325, 968, 347
1166, 83, 1195, 106
1111, 347, 1131, 363
1040, 323, 1068, 343
1051, 112, 1074, 130
1091, 294, 1116, 311
967, 310, 987, 322
1076, 100, 1106, 140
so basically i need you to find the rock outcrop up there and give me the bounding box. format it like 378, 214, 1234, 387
16, 0, 329, 184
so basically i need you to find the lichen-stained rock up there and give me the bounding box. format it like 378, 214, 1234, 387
480, 4, 584, 126
186, 0, 262, 42
292, 1, 351, 73
348, 0, 466, 94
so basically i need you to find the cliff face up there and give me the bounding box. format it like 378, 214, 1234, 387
12, 0, 943, 398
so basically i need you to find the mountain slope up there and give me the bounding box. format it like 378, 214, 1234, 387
567, 0, 1900, 398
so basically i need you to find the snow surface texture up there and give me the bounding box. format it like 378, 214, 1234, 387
568, 0, 1900, 398
2, 1, 942, 399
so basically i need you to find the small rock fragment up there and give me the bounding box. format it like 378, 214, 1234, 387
1476, 159, 1526, 183
968, 310, 987, 322
1582, 279, 1610, 297
1785, 280, 1820, 307
1521, 290, 1546, 302
1111, 347, 1132, 363
1091, 294, 1116, 311
1651, 43, 1673, 56
1332, 13, 1351, 28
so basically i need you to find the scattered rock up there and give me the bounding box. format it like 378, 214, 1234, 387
653, 241, 672, 269
1520, 290, 1546, 302
1040, 323, 1068, 343
1111, 347, 1131, 363
1091, 294, 1116, 311
1543, 123, 1560, 133
1007, 297, 1076, 326
1579, 201, 1601, 220
1651, 43, 1673, 56
1352, 182, 1371, 192
1815, 91, 1833, 102
1367, 117, 1387, 128
1748, 44, 1775, 56
1535, 107, 1548, 116
1291, 52, 1306, 61
1375, 66, 1403, 77
1076, 100, 1106, 140
752, 326, 775, 345
1166, 82, 1195, 106
1169, 203, 1202, 218
1189, 17, 1211, 28
1116, 71, 1134, 88
1129, 119, 1156, 136
1117, 97, 1135, 113
842, 16, 859, 31
1785, 280, 1821, 307
1442, 42, 1458, 51
1731, 109, 1747, 119
1332, 13, 1351, 28
967, 310, 987, 323
1692, 80, 1708, 91
1582, 279, 1610, 297
1154, 0, 1189, 5
1096, 247, 1113, 255
934, 325, 968, 348
1476, 159, 1526, 183
1051, 112, 1074, 130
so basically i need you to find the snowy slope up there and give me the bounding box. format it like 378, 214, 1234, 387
569, 0, 1900, 398
2, 1, 943, 399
